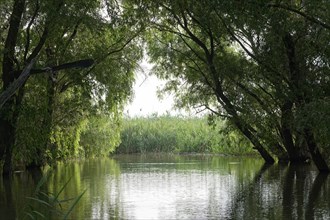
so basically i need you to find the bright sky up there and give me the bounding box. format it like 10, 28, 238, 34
124, 60, 182, 117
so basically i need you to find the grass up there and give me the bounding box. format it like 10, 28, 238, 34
117, 115, 257, 155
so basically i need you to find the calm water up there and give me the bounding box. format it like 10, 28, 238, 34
1, 154, 329, 219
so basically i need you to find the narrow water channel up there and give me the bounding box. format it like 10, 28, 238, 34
1, 154, 329, 219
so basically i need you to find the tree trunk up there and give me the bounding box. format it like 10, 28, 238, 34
0, 106, 16, 175
280, 101, 310, 163
234, 118, 275, 164
0, 59, 36, 109
213, 81, 275, 163
0, 0, 26, 176
304, 129, 329, 172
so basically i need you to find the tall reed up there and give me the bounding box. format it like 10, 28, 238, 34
117, 115, 256, 155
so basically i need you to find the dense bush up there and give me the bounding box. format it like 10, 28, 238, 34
117, 115, 256, 155
79, 113, 122, 158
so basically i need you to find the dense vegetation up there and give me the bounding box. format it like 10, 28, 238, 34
0, 0, 143, 175
141, 0, 330, 171
118, 115, 255, 155
1, 0, 330, 174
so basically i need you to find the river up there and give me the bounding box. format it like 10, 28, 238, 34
1, 154, 329, 219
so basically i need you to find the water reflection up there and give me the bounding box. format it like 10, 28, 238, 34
0, 155, 329, 219
229, 163, 329, 220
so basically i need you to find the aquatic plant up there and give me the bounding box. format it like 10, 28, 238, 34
117, 115, 255, 155
23, 170, 86, 220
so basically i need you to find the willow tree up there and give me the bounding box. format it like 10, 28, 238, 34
144, 0, 275, 163
141, 0, 330, 171
217, 0, 330, 171
0, 0, 143, 175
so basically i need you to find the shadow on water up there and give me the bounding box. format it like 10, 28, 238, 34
0, 158, 122, 220
229, 163, 272, 219
1, 156, 330, 219
0, 167, 45, 218
1, 177, 16, 219
229, 163, 329, 220
305, 173, 329, 220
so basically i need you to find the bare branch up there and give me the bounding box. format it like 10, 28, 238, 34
204, 105, 230, 119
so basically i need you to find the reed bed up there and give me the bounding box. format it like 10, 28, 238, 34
117, 115, 256, 155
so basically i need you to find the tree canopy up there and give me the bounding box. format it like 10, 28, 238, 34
0, 0, 143, 175
142, 0, 330, 171
1, 0, 330, 174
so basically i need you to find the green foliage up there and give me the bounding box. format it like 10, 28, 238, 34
2, 0, 330, 171
80, 112, 122, 158
137, 0, 330, 166
1, 0, 143, 171
117, 115, 255, 155
50, 120, 88, 161
296, 99, 330, 160
14, 76, 49, 166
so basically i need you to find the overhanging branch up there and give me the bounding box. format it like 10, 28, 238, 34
1, 58, 94, 109
0, 58, 36, 109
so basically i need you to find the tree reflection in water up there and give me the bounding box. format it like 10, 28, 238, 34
229, 163, 329, 220
0, 156, 330, 219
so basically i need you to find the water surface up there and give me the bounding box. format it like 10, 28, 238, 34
0, 154, 329, 219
